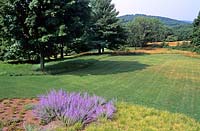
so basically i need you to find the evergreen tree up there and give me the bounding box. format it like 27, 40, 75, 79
90, 0, 127, 54
192, 11, 200, 53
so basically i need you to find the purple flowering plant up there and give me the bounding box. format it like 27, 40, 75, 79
34, 90, 116, 126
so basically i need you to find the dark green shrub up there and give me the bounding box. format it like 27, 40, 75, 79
165, 35, 178, 42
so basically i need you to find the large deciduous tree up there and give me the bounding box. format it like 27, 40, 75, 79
192, 11, 200, 53
90, 0, 127, 54
0, 0, 90, 70
127, 17, 168, 48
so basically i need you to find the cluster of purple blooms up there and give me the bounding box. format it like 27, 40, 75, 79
34, 90, 116, 126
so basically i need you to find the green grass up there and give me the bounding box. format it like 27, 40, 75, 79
0, 54, 200, 121
85, 103, 200, 131
48, 103, 200, 131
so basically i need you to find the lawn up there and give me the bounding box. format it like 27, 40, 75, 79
85, 103, 200, 131
0, 53, 200, 121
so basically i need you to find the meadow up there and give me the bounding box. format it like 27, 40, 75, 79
0, 50, 200, 123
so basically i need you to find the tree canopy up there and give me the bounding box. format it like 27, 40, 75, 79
192, 11, 200, 53
0, 0, 91, 70
127, 16, 169, 47
1, 0, 198, 70
90, 0, 127, 53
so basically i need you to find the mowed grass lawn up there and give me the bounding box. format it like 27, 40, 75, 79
0, 53, 200, 121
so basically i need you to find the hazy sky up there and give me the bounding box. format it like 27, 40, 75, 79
112, 0, 200, 21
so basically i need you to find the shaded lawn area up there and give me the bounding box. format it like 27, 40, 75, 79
0, 54, 200, 121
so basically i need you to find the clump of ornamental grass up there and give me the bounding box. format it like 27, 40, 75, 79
34, 90, 116, 127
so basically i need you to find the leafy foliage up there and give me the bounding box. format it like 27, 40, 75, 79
121, 14, 193, 42
173, 24, 193, 41
0, 0, 91, 70
165, 35, 178, 42
34, 90, 116, 126
192, 11, 200, 53
127, 17, 169, 47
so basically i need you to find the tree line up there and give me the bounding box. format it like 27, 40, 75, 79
0, 0, 127, 70
0, 0, 200, 70
120, 14, 193, 43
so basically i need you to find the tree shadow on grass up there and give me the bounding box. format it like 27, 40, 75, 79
42, 59, 149, 76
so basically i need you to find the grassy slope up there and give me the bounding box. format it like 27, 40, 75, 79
0, 54, 200, 121
54, 103, 200, 131
86, 103, 200, 131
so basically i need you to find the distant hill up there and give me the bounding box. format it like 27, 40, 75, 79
118, 14, 192, 27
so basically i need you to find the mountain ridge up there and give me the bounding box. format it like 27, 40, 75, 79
118, 14, 192, 27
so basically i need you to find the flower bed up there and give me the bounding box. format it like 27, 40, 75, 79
34, 90, 116, 127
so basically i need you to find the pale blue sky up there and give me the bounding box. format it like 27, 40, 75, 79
112, 0, 200, 21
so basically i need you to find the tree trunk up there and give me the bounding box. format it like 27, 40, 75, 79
134, 42, 137, 50
102, 47, 104, 53
40, 49, 45, 71
140, 42, 143, 48
60, 43, 64, 59
98, 44, 101, 54
27, 52, 31, 61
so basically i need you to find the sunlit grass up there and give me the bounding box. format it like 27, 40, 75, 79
0, 53, 200, 121
57, 103, 200, 131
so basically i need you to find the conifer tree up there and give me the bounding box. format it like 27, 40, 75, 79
90, 0, 127, 54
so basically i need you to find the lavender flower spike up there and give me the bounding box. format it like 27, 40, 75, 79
34, 90, 116, 126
